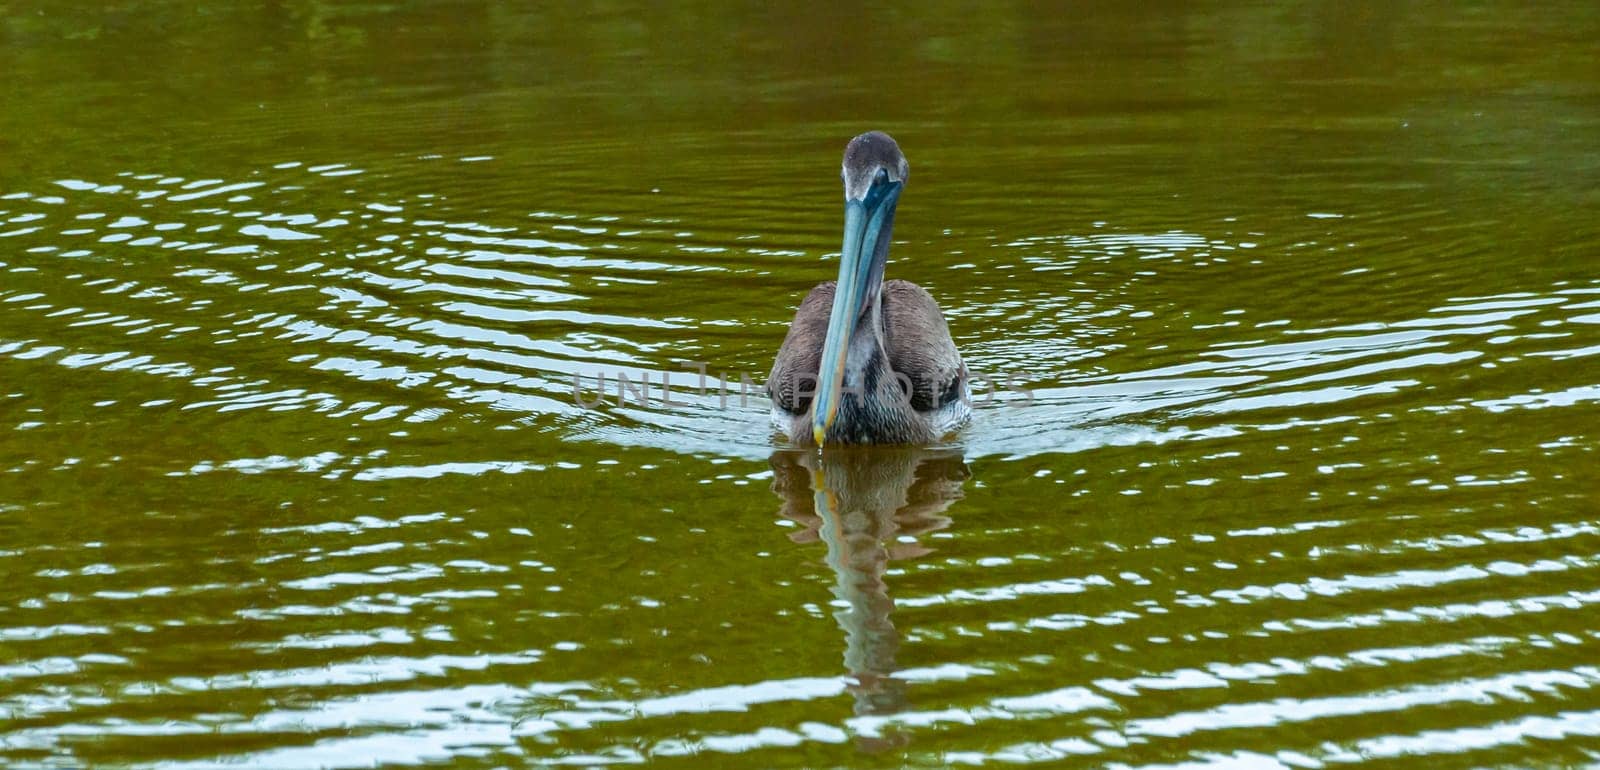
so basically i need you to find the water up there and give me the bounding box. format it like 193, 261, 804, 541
3, 2, 1599, 767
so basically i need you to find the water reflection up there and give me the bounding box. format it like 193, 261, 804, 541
770, 447, 970, 726
6, 0, 1600, 765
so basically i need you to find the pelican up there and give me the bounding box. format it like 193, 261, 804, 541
768, 131, 970, 446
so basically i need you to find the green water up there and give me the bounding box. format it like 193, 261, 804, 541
3, 2, 1600, 767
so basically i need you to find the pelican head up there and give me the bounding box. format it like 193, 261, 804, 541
812, 131, 910, 445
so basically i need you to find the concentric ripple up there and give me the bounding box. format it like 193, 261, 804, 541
4, 2, 1600, 768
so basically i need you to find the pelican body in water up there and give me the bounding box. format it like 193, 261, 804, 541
768, 131, 970, 446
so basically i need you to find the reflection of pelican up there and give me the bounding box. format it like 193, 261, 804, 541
768, 131, 970, 446
770, 447, 970, 720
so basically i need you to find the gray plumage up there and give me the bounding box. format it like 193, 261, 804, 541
841, 131, 910, 202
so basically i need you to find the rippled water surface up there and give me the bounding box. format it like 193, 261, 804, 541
4, 3, 1600, 767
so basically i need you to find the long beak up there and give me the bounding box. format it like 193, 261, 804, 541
812, 182, 900, 445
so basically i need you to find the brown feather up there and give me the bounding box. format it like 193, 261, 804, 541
768, 279, 964, 418
767, 281, 836, 415
879, 280, 965, 413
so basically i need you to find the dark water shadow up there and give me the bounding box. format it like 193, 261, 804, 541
769, 446, 970, 743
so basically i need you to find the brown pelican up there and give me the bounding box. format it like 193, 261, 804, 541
768, 131, 969, 446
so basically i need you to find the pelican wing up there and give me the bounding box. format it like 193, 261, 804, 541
881, 280, 966, 413
768, 281, 836, 415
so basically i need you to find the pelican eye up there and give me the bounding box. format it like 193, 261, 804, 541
874, 168, 891, 186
